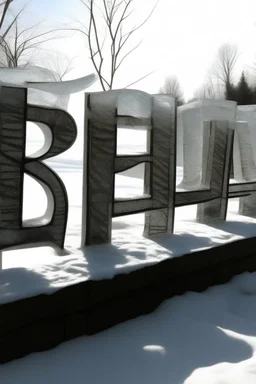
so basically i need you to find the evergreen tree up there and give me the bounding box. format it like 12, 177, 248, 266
252, 86, 256, 104
225, 81, 237, 102
236, 72, 253, 105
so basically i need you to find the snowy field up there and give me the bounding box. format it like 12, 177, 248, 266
1, 95, 256, 382
2, 158, 256, 305
2, 96, 256, 304
1, 271, 256, 384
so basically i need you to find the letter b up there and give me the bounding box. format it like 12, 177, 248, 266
0, 86, 77, 250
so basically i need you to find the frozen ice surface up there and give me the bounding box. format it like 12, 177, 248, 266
0, 66, 60, 83
117, 89, 152, 119
88, 89, 152, 131
233, 121, 256, 181
237, 105, 256, 166
177, 100, 237, 187
0, 66, 96, 109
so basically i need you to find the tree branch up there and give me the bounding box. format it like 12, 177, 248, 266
77, 0, 158, 90
124, 71, 154, 88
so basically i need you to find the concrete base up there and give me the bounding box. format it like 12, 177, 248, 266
1, 236, 256, 363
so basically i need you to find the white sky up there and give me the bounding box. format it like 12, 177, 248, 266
12, 0, 256, 99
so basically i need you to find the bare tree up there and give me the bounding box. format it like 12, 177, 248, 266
0, 1, 70, 68
0, 0, 13, 37
192, 44, 238, 101
68, 0, 158, 90
159, 75, 184, 105
0, 15, 65, 68
245, 61, 256, 87
0, 1, 38, 45
213, 43, 238, 89
193, 74, 225, 100
42, 52, 75, 80
0, 0, 11, 28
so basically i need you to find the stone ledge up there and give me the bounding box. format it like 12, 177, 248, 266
1, 236, 256, 364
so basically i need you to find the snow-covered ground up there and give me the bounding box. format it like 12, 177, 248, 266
2, 159, 256, 305
1, 94, 256, 382
2, 94, 256, 304
1, 271, 256, 384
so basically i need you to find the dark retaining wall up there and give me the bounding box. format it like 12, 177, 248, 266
1, 236, 256, 364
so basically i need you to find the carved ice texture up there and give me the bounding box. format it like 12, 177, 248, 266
177, 100, 236, 188
176, 120, 234, 222
0, 66, 96, 109
230, 115, 256, 217
83, 90, 176, 245
0, 86, 77, 250
0, 66, 96, 251
196, 120, 234, 221
236, 106, 256, 167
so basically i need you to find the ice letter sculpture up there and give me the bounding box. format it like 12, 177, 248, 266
177, 100, 236, 187
0, 86, 77, 249
83, 90, 176, 245
176, 120, 234, 222
0, 67, 96, 251
0, 66, 96, 109
230, 117, 256, 217
237, 105, 256, 167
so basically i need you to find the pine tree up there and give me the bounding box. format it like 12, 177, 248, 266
225, 81, 237, 102
252, 86, 256, 104
236, 72, 253, 105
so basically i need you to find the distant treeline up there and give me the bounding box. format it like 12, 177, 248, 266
226, 72, 256, 105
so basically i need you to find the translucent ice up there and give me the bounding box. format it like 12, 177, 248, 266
237, 105, 256, 166
0, 66, 96, 109
177, 99, 237, 188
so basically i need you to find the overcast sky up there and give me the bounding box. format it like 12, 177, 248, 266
13, 0, 256, 100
